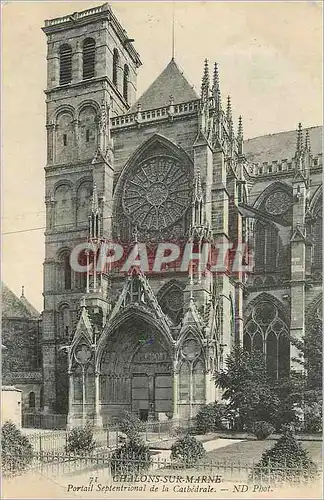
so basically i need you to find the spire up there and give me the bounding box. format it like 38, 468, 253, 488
212, 62, 221, 110
201, 59, 210, 102
226, 95, 234, 137
20, 285, 25, 298
296, 122, 303, 155
237, 115, 244, 155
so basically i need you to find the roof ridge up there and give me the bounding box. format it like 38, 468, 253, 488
244, 124, 323, 143
1, 281, 40, 318
129, 58, 199, 113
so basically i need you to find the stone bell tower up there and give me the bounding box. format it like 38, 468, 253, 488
41, 3, 141, 413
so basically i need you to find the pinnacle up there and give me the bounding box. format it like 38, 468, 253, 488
238, 115, 243, 140
201, 58, 210, 100
296, 122, 303, 153
305, 128, 311, 152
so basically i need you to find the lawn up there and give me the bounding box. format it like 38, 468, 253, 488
206, 439, 322, 465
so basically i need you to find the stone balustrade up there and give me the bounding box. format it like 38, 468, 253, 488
111, 99, 200, 129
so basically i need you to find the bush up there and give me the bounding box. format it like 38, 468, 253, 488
170, 425, 186, 438
2, 421, 34, 476
65, 421, 96, 454
252, 421, 275, 440
171, 435, 206, 467
251, 426, 318, 484
304, 403, 322, 433
195, 402, 226, 434
118, 411, 145, 441
110, 438, 152, 474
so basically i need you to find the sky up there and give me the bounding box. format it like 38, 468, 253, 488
2, 1, 323, 311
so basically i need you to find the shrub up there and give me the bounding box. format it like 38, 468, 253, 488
65, 421, 96, 454
170, 435, 206, 467
2, 421, 34, 476
110, 438, 152, 474
195, 402, 226, 434
304, 403, 322, 433
170, 425, 186, 438
251, 426, 318, 484
118, 411, 145, 441
252, 421, 275, 440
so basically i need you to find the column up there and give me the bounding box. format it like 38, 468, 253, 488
67, 371, 74, 428
72, 41, 82, 83
172, 370, 179, 419
148, 374, 155, 421
94, 371, 102, 428
204, 370, 211, 404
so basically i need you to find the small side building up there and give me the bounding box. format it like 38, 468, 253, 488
1, 283, 42, 416
1, 386, 22, 428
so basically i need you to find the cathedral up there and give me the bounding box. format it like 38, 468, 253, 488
40, 3, 322, 427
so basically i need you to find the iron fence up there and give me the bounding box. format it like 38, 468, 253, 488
3, 450, 321, 488
22, 418, 195, 453
22, 413, 67, 430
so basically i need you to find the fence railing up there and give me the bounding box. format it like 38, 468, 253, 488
23, 413, 67, 430
3, 450, 321, 488
23, 418, 195, 453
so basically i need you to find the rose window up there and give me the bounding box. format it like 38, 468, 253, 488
122, 156, 191, 231
265, 191, 292, 215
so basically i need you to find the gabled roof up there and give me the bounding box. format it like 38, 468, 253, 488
129, 58, 199, 113
244, 126, 322, 165
1, 283, 39, 319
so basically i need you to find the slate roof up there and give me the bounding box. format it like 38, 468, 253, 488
244, 126, 322, 165
129, 58, 199, 113
1, 283, 39, 319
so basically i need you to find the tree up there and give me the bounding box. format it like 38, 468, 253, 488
251, 425, 318, 483
290, 315, 322, 398
2, 421, 34, 476
215, 347, 280, 430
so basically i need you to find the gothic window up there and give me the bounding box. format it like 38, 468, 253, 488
59, 251, 72, 290
179, 362, 190, 402
123, 64, 129, 102
28, 391, 36, 409
122, 156, 191, 234
85, 364, 95, 403
113, 48, 119, 87
264, 190, 292, 216
58, 304, 71, 338
73, 365, 82, 402
59, 44, 72, 85
78, 107, 97, 157
192, 359, 205, 401
54, 184, 73, 227
76, 181, 93, 225
82, 38, 95, 80
55, 113, 74, 163
243, 299, 290, 379
157, 281, 184, 325
254, 221, 278, 273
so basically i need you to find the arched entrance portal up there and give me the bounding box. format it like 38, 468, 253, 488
131, 341, 172, 421
98, 314, 173, 423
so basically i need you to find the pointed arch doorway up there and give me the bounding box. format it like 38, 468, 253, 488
98, 312, 174, 423
131, 340, 172, 421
